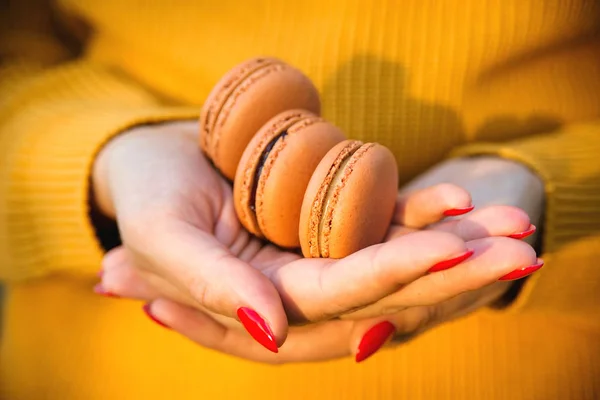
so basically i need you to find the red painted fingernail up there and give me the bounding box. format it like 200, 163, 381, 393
498, 260, 544, 281
508, 224, 537, 239
93, 283, 119, 298
428, 249, 475, 273
142, 303, 171, 329
237, 307, 278, 353
443, 205, 474, 216
356, 321, 396, 363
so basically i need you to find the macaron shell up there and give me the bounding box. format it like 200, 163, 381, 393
325, 144, 398, 258
233, 110, 307, 239
299, 140, 362, 257
256, 119, 346, 248
199, 57, 278, 154
211, 64, 321, 180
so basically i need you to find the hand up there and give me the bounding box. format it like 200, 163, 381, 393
132, 273, 516, 364
399, 155, 545, 247
98, 150, 543, 363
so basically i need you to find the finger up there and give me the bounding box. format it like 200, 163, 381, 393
343, 237, 542, 319
430, 205, 534, 241
349, 281, 512, 362
394, 183, 473, 228
386, 205, 533, 242
133, 217, 288, 351
147, 298, 352, 364
270, 231, 473, 323
100, 247, 197, 306
349, 307, 429, 363
101, 246, 128, 269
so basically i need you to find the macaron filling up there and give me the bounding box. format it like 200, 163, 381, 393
248, 130, 288, 213
310, 141, 375, 257
318, 155, 353, 253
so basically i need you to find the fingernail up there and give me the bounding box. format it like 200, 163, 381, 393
237, 307, 278, 353
428, 249, 475, 273
443, 205, 474, 216
508, 224, 537, 239
93, 283, 119, 298
142, 303, 171, 329
356, 321, 396, 363
97, 270, 104, 278
498, 260, 544, 281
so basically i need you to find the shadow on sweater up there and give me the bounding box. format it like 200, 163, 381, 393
319, 54, 598, 251
319, 54, 466, 186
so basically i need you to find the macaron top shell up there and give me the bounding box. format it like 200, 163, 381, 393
299, 140, 398, 258
234, 110, 346, 248
199, 57, 277, 154
199, 57, 321, 180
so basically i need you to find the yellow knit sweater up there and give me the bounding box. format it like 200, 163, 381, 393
1, 1, 599, 399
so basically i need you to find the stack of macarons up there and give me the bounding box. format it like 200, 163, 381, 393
199, 57, 398, 258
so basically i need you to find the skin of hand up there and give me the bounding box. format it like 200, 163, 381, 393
94, 121, 543, 355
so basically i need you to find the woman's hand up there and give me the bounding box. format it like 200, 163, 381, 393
104, 221, 540, 363
94, 120, 542, 354
124, 272, 529, 364
98, 153, 544, 364
399, 155, 545, 247
93, 120, 295, 352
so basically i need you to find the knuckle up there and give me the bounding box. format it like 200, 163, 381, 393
422, 305, 441, 327
428, 269, 456, 299
315, 279, 349, 321
101, 247, 127, 270
434, 182, 460, 195
368, 243, 389, 287
391, 307, 434, 344
188, 275, 211, 308
101, 270, 131, 296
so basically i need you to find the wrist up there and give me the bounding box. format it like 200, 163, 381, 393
92, 138, 117, 219
91, 120, 199, 219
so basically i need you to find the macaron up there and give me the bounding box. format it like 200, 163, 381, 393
299, 140, 398, 258
234, 109, 346, 248
199, 57, 321, 180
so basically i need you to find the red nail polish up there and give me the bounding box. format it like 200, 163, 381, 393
428, 250, 475, 273
498, 260, 544, 281
237, 307, 278, 353
508, 224, 536, 239
142, 303, 171, 329
93, 283, 119, 298
443, 205, 474, 216
356, 321, 396, 363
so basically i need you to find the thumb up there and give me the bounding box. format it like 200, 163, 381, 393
145, 219, 287, 353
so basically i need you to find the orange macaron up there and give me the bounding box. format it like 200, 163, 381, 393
299, 139, 398, 258
199, 57, 321, 180
234, 110, 346, 248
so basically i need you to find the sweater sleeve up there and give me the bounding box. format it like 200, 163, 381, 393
450, 122, 600, 322
0, 60, 199, 282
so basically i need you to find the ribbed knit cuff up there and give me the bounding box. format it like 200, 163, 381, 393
0, 61, 199, 281
1, 108, 199, 281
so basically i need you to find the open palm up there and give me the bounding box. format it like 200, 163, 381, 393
96, 121, 538, 353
